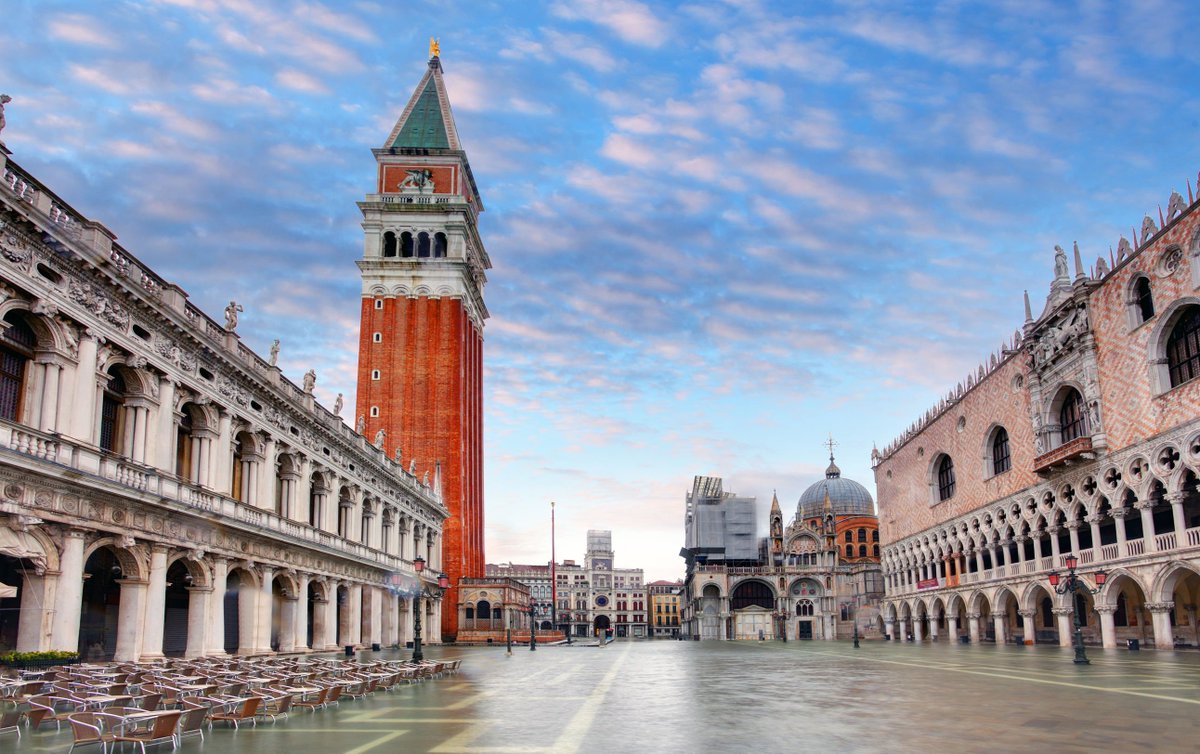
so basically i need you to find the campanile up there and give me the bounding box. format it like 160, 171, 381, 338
356, 47, 490, 641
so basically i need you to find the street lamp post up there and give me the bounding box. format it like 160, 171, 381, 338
411, 556, 450, 662
1048, 553, 1107, 665
529, 598, 537, 651
772, 609, 788, 642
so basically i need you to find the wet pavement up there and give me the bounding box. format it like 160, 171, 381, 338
9, 640, 1200, 753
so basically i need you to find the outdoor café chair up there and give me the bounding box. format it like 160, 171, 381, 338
209, 696, 260, 729
66, 711, 122, 753
176, 702, 209, 743
112, 709, 181, 754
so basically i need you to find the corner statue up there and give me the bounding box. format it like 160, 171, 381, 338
223, 301, 243, 332
0, 95, 10, 139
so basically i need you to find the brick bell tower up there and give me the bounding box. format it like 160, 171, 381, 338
356, 44, 490, 641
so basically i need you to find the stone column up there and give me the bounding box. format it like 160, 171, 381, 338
992, 613, 1007, 645
1096, 604, 1117, 649
1032, 535, 1043, 564
310, 586, 328, 650
260, 437, 277, 511
884, 619, 895, 641
68, 332, 99, 442
946, 614, 959, 641
966, 612, 981, 643
294, 574, 310, 650
1139, 504, 1158, 551
185, 585, 210, 659
207, 557, 228, 655
330, 583, 345, 649
1169, 493, 1187, 542
38, 360, 62, 432
154, 377, 177, 474
237, 571, 258, 655
1112, 508, 1129, 548
297, 458, 312, 523
257, 565, 274, 654
1053, 607, 1073, 647
996, 543, 1008, 569
348, 583, 363, 646
1018, 610, 1036, 644
369, 586, 383, 646
1147, 602, 1175, 649
928, 613, 939, 641
1068, 521, 1084, 557
383, 591, 398, 646
1013, 536, 1027, 566
215, 410, 233, 494
1048, 526, 1062, 561
140, 545, 170, 659
113, 578, 148, 661
16, 572, 50, 652
50, 530, 87, 651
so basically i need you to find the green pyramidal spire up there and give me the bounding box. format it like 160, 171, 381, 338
384, 54, 461, 151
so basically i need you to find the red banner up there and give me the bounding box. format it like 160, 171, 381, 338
917, 578, 939, 590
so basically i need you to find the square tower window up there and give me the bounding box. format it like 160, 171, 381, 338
374, 299, 384, 310
373, 332, 382, 343
371, 369, 381, 380
370, 406, 379, 417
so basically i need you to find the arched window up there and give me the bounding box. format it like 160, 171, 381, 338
465, 606, 475, 620
858, 545, 867, 558
857, 528, 867, 542
434, 232, 447, 258
845, 544, 853, 557
992, 427, 1011, 474
382, 231, 397, 258
844, 531, 852, 542
873, 544, 880, 557
937, 455, 956, 501
872, 530, 880, 542
400, 231, 414, 258
797, 599, 814, 617
99, 369, 126, 452
1059, 388, 1088, 442
417, 232, 431, 258
1134, 277, 1154, 322
1167, 307, 1200, 388
0, 314, 36, 421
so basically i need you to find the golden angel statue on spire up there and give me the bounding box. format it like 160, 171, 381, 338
430, 37, 440, 58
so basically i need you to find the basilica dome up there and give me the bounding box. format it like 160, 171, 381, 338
796, 456, 875, 519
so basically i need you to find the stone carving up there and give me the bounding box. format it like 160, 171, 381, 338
1161, 246, 1183, 275
333, 393, 343, 416
394, 446, 403, 463
1053, 245, 1068, 279
1141, 215, 1158, 244
0, 227, 32, 265
1096, 256, 1110, 278
1117, 236, 1132, 262
223, 301, 243, 332
302, 369, 316, 394
1167, 190, 1186, 222
0, 94, 9, 138
355, 415, 365, 434
409, 458, 417, 474
268, 339, 280, 366
398, 168, 434, 192
69, 280, 130, 329
422, 471, 430, 485
374, 428, 386, 448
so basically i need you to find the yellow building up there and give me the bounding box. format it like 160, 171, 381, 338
649, 580, 683, 638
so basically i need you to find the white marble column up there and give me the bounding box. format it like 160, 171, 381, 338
257, 565, 274, 654
369, 586, 382, 646
1139, 504, 1158, 551
1018, 610, 1036, 643
383, 591, 398, 646
967, 612, 981, 643
37, 360, 62, 432
328, 583, 343, 649
50, 530, 86, 651
349, 583, 363, 646
68, 333, 99, 442
297, 458, 312, 523
946, 614, 959, 640
1053, 607, 1073, 647
294, 574, 310, 650
207, 557, 228, 655
153, 377, 177, 474
884, 619, 894, 641
913, 616, 924, 642
279, 595, 297, 653
140, 545, 169, 659
215, 410, 232, 494
992, 614, 1007, 645
1048, 527, 1062, 560
113, 578, 148, 661
1096, 605, 1117, 649
237, 573, 258, 655
1147, 602, 1175, 649
260, 437, 277, 511
185, 586, 210, 658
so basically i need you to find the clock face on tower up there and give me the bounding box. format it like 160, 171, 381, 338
595, 595, 609, 607
593, 559, 611, 570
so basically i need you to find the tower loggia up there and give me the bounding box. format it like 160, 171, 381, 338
355, 48, 490, 640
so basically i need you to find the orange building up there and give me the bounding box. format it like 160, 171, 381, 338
355, 50, 491, 640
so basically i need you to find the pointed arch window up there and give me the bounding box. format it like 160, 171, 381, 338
992, 427, 1011, 474
937, 455, 956, 501
434, 232, 447, 258
400, 232, 414, 258
1167, 306, 1200, 388
382, 231, 397, 258
1134, 277, 1154, 322
417, 232, 431, 258
0, 314, 36, 422
1059, 388, 1088, 443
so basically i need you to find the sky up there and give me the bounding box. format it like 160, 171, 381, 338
2, 0, 1199, 581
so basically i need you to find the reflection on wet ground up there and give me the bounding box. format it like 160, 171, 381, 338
9, 640, 1200, 753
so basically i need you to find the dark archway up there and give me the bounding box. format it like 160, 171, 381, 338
79, 548, 121, 661
224, 570, 245, 654
0, 555, 29, 651
163, 560, 191, 656
593, 615, 611, 631
731, 580, 774, 610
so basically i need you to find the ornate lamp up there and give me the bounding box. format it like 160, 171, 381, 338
413, 556, 425, 573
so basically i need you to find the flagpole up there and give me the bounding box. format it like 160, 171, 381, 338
551, 501, 558, 636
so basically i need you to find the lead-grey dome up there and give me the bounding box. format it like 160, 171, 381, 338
796, 456, 875, 519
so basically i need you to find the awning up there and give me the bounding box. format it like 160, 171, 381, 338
0, 527, 47, 572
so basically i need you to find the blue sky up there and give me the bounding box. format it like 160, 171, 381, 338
2, 0, 1199, 580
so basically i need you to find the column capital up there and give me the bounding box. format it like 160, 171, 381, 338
1051, 607, 1072, 616
1145, 601, 1174, 613
1017, 609, 1036, 619
150, 543, 171, 555
1046, 526, 1061, 536
1168, 491, 1186, 505
1110, 507, 1133, 519
1093, 605, 1117, 615
965, 612, 981, 619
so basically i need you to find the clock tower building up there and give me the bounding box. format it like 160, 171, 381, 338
355, 49, 490, 641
